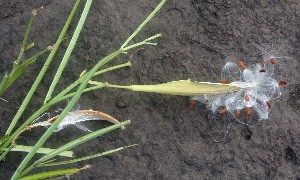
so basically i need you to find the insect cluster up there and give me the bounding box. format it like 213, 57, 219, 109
191, 57, 286, 123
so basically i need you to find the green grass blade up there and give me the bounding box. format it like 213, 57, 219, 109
15, 13, 35, 66
51, 61, 131, 103
1, 80, 106, 157
6, 145, 73, 157
0, 135, 9, 146
39, 144, 136, 167
13, 12, 123, 180
123, 33, 162, 51
6, 59, 36, 89
10, 0, 166, 177
44, 0, 93, 104
38, 121, 130, 163
121, 0, 167, 48
24, 42, 35, 51
5, 0, 81, 136
19, 167, 79, 180
0, 73, 9, 96
6, 48, 49, 91
20, 121, 130, 177
3, 61, 128, 150
20, 47, 49, 67
1, 61, 128, 150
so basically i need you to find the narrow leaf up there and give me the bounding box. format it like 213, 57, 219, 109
24, 42, 35, 51
0, 74, 9, 95
7, 145, 73, 157
0, 135, 9, 146
19, 168, 79, 180
37, 120, 130, 164
6, 58, 36, 88
39, 144, 137, 167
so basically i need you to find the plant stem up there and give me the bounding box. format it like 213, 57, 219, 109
6, 145, 73, 157
0, 74, 9, 96
1, 36, 156, 161
21, 121, 130, 176
6, 48, 50, 90
123, 33, 162, 51
39, 144, 137, 167
0, 62, 128, 157
19, 167, 79, 180
5, 0, 81, 136
51, 61, 131, 102
121, 0, 166, 48
0, 85, 106, 161
23, 47, 50, 65
93, 60, 131, 76
11, 48, 122, 179
15, 13, 35, 66
44, 0, 92, 104
0, 145, 13, 161
10, 0, 167, 178
1, 33, 159, 160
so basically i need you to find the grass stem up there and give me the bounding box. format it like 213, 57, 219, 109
5, 0, 81, 136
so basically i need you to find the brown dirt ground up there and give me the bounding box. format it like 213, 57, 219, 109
0, 0, 300, 179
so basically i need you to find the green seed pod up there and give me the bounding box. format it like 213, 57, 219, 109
98, 80, 241, 96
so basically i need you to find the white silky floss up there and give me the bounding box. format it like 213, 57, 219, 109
192, 59, 285, 121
